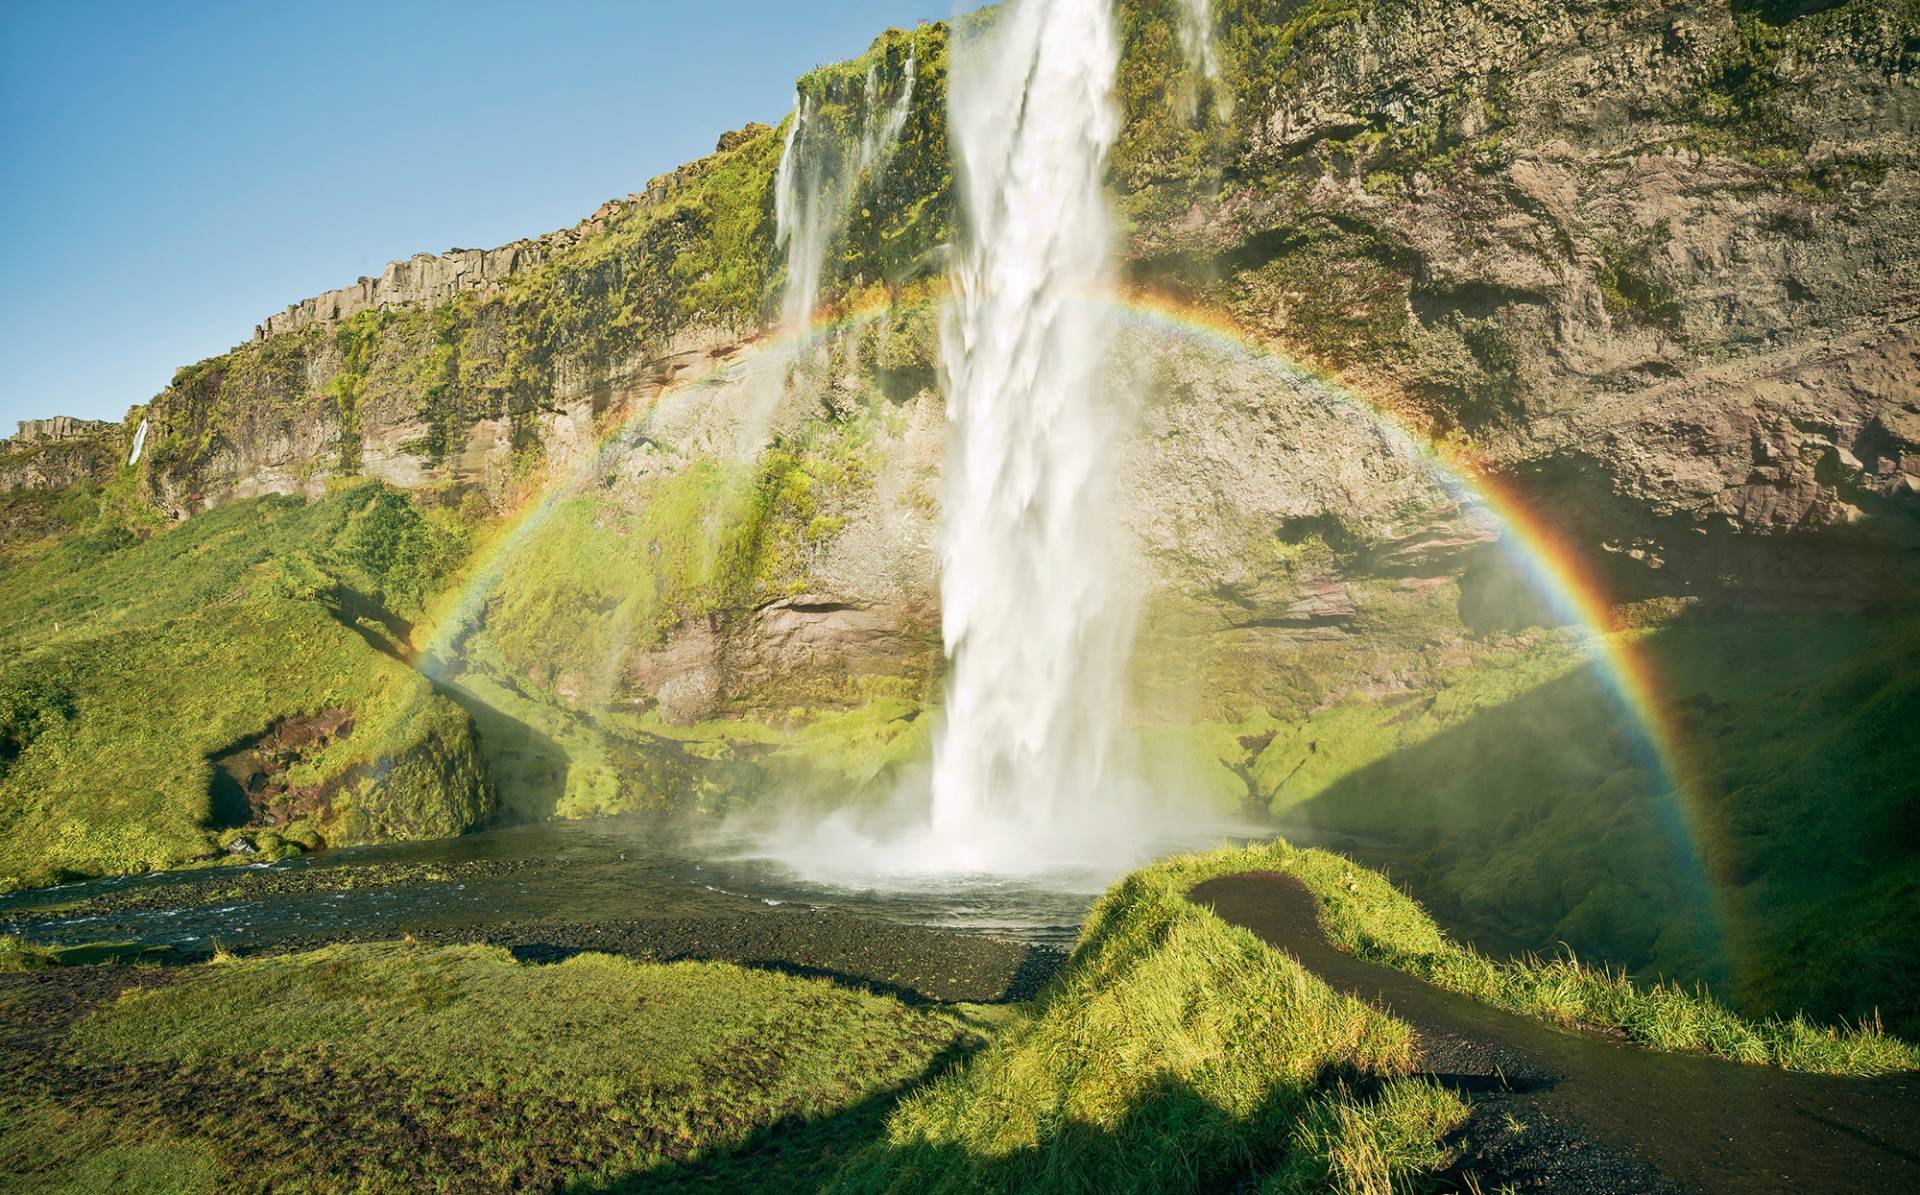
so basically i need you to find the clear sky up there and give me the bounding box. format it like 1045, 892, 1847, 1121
0, 1, 951, 430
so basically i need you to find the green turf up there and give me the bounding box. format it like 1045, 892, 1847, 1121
1263, 841, 1920, 1075
1, 944, 985, 1193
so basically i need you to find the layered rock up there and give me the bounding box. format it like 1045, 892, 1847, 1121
1120, 0, 1920, 603
0, 418, 122, 491
10, 417, 117, 443
251, 159, 716, 340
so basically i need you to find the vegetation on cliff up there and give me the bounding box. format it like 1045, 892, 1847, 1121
0, 0, 1914, 1066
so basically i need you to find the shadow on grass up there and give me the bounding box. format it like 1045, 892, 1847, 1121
593, 1062, 1414, 1195
580, 1036, 987, 1194
1279, 612, 1920, 1031
504, 940, 1063, 1006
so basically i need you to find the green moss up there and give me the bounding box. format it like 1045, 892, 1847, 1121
1252, 631, 1591, 814
324, 309, 393, 472
774, 695, 933, 789
1596, 233, 1684, 332
4, 943, 981, 1193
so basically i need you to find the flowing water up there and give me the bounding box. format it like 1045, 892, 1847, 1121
773, 46, 916, 330
929, 0, 1147, 873
1177, 0, 1220, 87
0, 818, 1098, 955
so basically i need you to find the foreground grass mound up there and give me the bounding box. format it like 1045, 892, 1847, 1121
829, 852, 1467, 1195
1260, 841, 1920, 1076
0, 943, 983, 1193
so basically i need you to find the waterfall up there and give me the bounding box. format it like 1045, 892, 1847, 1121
1177, 0, 1219, 84
127, 417, 149, 466
772, 91, 817, 331
929, 0, 1145, 871
772, 45, 917, 331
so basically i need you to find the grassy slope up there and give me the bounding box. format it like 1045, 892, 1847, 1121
834, 840, 1912, 1193
830, 850, 1467, 1195
5, 840, 1910, 1194
0, 483, 488, 890
0, 945, 984, 1193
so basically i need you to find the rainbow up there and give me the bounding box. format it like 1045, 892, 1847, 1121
1107, 288, 1725, 946
409, 297, 899, 674
404, 284, 1724, 964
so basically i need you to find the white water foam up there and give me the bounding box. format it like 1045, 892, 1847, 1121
717, 1, 1252, 888
1177, 0, 1220, 85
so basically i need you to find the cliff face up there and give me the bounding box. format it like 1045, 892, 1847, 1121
7, 2, 1911, 594
248, 159, 722, 341
5, 0, 1916, 757
0, 418, 122, 493
1116, 0, 1920, 602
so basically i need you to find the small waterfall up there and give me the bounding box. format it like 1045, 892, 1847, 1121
772, 91, 816, 331
127, 417, 149, 466
1175, 0, 1227, 120
772, 45, 917, 331
929, 0, 1145, 871
1177, 0, 1219, 83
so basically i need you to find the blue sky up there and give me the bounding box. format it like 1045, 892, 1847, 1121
0, 1, 950, 429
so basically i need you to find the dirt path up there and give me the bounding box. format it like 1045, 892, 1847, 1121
1190, 870, 1920, 1195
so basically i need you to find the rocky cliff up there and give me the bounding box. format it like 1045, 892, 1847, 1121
248, 157, 724, 341
0, 417, 123, 493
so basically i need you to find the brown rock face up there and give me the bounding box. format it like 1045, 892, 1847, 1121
0, 420, 122, 492
209, 708, 356, 833
1123, 0, 1920, 605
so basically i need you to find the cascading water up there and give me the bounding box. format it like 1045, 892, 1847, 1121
736, 49, 915, 462
1174, 0, 1228, 121
927, 0, 1147, 872
718, 3, 1241, 887
773, 47, 916, 331
1177, 0, 1220, 85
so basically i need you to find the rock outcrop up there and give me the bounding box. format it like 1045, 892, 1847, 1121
10, 417, 116, 443
250, 159, 715, 340
0, 418, 122, 492
1115, 0, 1920, 604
